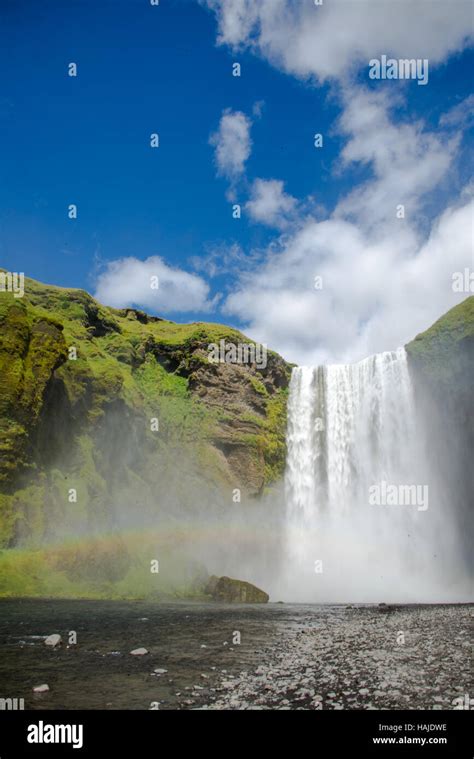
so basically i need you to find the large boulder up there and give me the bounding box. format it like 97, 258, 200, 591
205, 575, 269, 603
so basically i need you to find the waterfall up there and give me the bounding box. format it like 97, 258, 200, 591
285, 348, 416, 524
281, 348, 462, 602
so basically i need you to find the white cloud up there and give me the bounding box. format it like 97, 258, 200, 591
224, 195, 474, 365
209, 108, 252, 183
252, 99, 265, 119
334, 88, 459, 231
94, 256, 216, 314
209, 108, 299, 221
201, 0, 474, 364
439, 94, 474, 128
222, 88, 473, 364
189, 242, 262, 278
203, 0, 473, 83
246, 178, 297, 228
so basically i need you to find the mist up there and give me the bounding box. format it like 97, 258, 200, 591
10, 345, 472, 606
275, 349, 473, 603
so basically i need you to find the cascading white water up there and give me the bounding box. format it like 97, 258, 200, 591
281, 348, 461, 602
285, 348, 416, 524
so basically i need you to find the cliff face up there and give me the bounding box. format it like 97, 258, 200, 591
405, 296, 473, 462
405, 296, 474, 395
405, 296, 474, 569
0, 299, 68, 484
1, 276, 471, 599
0, 276, 291, 549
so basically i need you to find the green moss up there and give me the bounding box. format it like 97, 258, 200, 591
0, 296, 68, 483
133, 355, 217, 443
0, 549, 48, 597
0, 273, 292, 562
249, 375, 269, 396
406, 297, 474, 386
0, 531, 211, 600
407, 297, 474, 353
240, 412, 267, 427
0, 493, 18, 547
260, 390, 289, 486
134, 355, 188, 399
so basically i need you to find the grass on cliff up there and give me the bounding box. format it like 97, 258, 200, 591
406, 296, 474, 383
0, 275, 290, 563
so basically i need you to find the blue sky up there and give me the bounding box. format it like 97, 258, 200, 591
0, 0, 341, 295
1, 0, 473, 363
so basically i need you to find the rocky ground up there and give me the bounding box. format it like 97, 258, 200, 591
0, 600, 471, 710
188, 605, 472, 710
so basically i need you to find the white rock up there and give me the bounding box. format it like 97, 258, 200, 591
154, 668, 168, 674
33, 684, 49, 693
130, 648, 148, 656
44, 634, 61, 647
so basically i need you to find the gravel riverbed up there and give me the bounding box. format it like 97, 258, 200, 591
192, 605, 472, 710
0, 600, 471, 710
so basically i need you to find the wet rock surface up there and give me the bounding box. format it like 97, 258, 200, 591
0, 600, 471, 710
205, 576, 269, 604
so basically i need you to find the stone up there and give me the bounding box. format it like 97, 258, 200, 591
205, 575, 269, 604
130, 647, 148, 656
33, 684, 49, 693
44, 634, 61, 647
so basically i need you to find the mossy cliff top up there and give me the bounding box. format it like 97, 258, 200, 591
0, 274, 292, 549
405, 296, 474, 389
